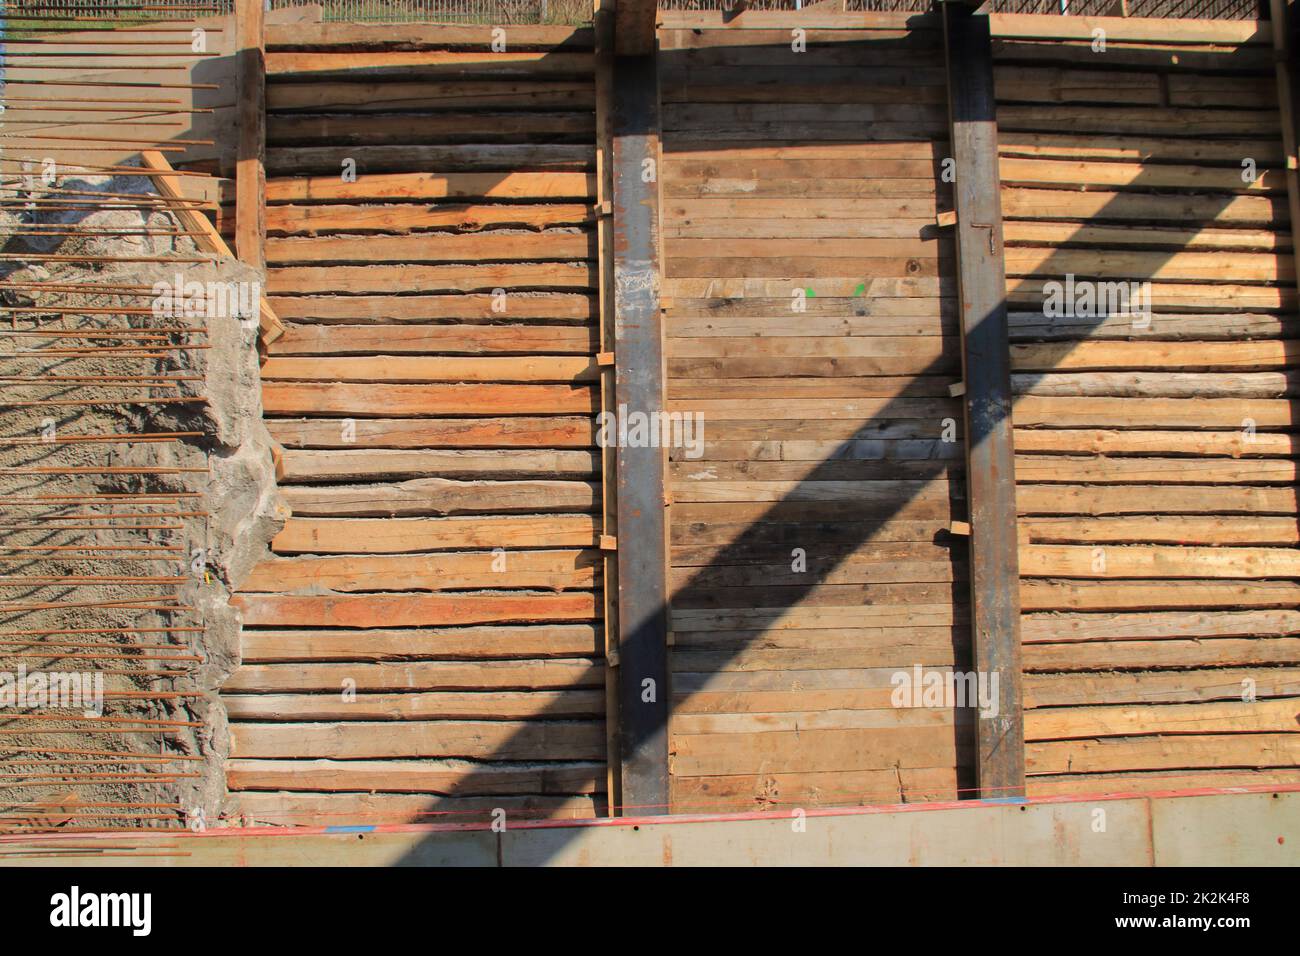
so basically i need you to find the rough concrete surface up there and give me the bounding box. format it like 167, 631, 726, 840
0, 168, 284, 831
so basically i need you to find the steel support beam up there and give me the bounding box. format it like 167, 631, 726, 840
611, 50, 670, 814
941, 2, 1026, 800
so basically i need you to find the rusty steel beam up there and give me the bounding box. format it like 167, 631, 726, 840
942, 2, 1026, 800
611, 50, 670, 815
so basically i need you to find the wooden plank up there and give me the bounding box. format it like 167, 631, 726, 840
1024, 638, 1300, 671
1021, 609, 1300, 643
228, 758, 603, 795
242, 550, 597, 593
232, 592, 597, 628
1028, 769, 1300, 798
239, 624, 601, 662
1021, 517, 1300, 546
265, 22, 596, 50
260, 382, 597, 417
236, 0, 265, 272
266, 144, 593, 176
594, 0, 622, 817
271, 515, 599, 553
276, 448, 597, 481
268, 324, 597, 356
265, 231, 595, 265
265, 171, 594, 203
266, 203, 593, 236
231, 792, 601, 825
266, 417, 593, 449
1021, 544, 1300, 579
945, 4, 1024, 799
1000, 187, 1285, 225
1027, 734, 1300, 775
260, 356, 598, 383
231, 721, 605, 761
267, 80, 595, 112
1020, 579, 1300, 612
269, 292, 594, 323
278, 477, 598, 517
1025, 670, 1300, 709
1017, 485, 1300, 516
612, 49, 670, 814
1024, 698, 1300, 740
267, 263, 596, 295
1012, 429, 1298, 457
226, 659, 604, 693
224, 690, 604, 721
266, 50, 594, 77
987, 13, 1269, 45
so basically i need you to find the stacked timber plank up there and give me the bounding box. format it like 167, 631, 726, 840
224, 23, 607, 825
658, 13, 973, 812
991, 15, 1300, 796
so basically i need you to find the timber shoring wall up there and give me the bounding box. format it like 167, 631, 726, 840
657, 15, 975, 812
992, 16, 1300, 796
221, 23, 610, 825
195, 10, 1300, 822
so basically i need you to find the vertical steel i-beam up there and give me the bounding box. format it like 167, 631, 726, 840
611, 50, 670, 814
942, 2, 1027, 800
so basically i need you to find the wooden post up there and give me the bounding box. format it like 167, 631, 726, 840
942, 2, 1026, 800
593, 0, 623, 818
1271, 0, 1300, 297
236, 0, 266, 272
611, 46, 670, 815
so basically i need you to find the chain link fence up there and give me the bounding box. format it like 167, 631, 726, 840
0, 0, 1262, 25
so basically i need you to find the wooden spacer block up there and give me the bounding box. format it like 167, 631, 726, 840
599, 534, 618, 551
948, 381, 966, 397
950, 520, 972, 536
936, 209, 958, 227
597, 350, 615, 366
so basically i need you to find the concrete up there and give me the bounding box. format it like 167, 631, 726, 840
1, 785, 1295, 866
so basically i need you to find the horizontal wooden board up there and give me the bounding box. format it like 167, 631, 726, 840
278, 477, 597, 517
242, 550, 597, 593
232, 592, 598, 627
226, 660, 604, 693
271, 516, 599, 553
261, 382, 597, 416
239, 624, 601, 662
266, 417, 594, 449
231, 720, 605, 760
228, 758, 603, 795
